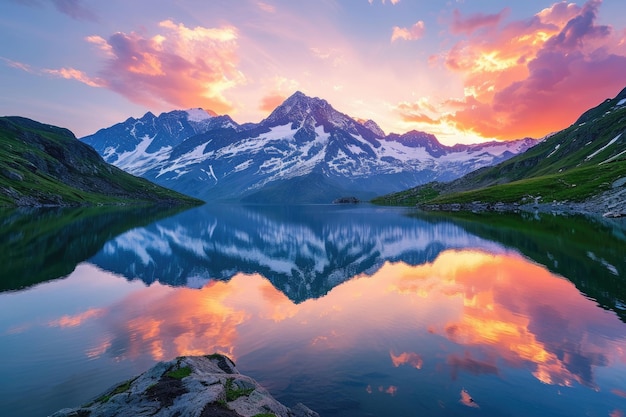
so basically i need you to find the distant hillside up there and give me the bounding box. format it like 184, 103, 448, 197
373, 86, 626, 215
0, 116, 202, 207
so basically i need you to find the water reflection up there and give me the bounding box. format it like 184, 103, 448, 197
0, 205, 188, 291
419, 211, 626, 322
13, 249, 624, 416
2, 205, 626, 416
89, 204, 504, 301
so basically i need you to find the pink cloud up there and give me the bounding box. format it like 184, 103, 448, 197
1, 57, 34, 73
441, 0, 626, 139
43, 67, 103, 87
257, 1, 275, 13
86, 20, 244, 114
395, 100, 441, 124
391, 21, 425, 42
451, 8, 509, 35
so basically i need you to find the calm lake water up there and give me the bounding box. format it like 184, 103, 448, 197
1, 204, 626, 417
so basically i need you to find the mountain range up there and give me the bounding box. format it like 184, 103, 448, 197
374, 86, 626, 215
81, 92, 537, 203
0, 117, 202, 207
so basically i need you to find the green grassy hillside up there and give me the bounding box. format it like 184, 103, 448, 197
373, 87, 626, 207
0, 116, 203, 207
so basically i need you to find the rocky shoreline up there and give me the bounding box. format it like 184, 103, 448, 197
50, 355, 318, 417
419, 181, 626, 219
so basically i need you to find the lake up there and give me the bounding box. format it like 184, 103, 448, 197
1, 204, 625, 417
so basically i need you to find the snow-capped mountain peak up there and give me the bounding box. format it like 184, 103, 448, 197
185, 108, 217, 122
261, 91, 360, 133
81, 91, 538, 202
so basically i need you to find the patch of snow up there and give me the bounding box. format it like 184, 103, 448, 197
207, 165, 218, 182
599, 148, 626, 165
585, 133, 622, 161
546, 144, 561, 158
186, 108, 213, 122
617, 98, 626, 107
233, 160, 253, 172
114, 134, 172, 176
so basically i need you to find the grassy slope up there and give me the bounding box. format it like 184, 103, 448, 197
373, 87, 626, 207
0, 116, 203, 207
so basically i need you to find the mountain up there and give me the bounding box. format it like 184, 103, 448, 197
80, 92, 537, 203
81, 108, 238, 176
87, 204, 504, 303
373, 86, 626, 214
0, 116, 202, 207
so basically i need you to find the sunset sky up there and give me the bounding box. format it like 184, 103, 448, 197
1, 0, 625, 145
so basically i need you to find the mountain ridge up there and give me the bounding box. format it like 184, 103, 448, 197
0, 116, 202, 207
81, 91, 537, 203
373, 86, 626, 216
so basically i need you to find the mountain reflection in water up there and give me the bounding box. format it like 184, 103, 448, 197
89, 204, 505, 302
1, 204, 625, 417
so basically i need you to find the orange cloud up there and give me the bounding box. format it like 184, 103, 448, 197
391, 21, 425, 42
260, 93, 287, 113
441, 0, 626, 139
86, 20, 244, 114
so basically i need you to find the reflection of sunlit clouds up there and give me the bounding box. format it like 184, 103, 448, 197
258, 281, 298, 322
390, 351, 423, 369
382, 250, 625, 389
460, 389, 479, 408
48, 308, 105, 328
95, 280, 249, 362
86, 338, 112, 359
613, 389, 626, 399
36, 248, 625, 399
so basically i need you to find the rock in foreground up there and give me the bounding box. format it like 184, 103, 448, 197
51, 355, 318, 417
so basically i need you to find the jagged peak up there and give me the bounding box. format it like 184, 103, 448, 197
262, 90, 348, 128
185, 108, 217, 122
361, 119, 386, 138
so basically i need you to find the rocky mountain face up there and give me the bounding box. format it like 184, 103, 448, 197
81, 92, 537, 203
0, 117, 201, 207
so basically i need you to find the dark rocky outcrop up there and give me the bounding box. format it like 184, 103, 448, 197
51, 355, 318, 417
332, 196, 360, 204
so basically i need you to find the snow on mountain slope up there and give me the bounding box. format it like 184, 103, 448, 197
81, 109, 237, 176
82, 92, 537, 202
